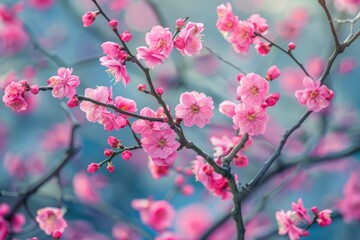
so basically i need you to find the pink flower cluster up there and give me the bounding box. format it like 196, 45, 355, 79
2, 80, 28, 112
47, 67, 80, 99
338, 172, 360, 222
100, 41, 130, 85
36, 207, 67, 235
0, 203, 26, 239
276, 198, 332, 240
210, 134, 252, 167
80, 86, 137, 131
193, 156, 233, 200
137, 21, 204, 68
132, 107, 180, 166
216, 3, 268, 54
131, 198, 175, 231
219, 73, 279, 136
175, 91, 214, 128
295, 77, 334, 112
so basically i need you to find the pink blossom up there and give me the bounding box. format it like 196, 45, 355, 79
131, 199, 175, 231
112, 223, 140, 240
2, 81, 27, 112
109, 0, 130, 12
248, 14, 268, 34
175, 18, 185, 28
334, 0, 360, 14
101, 41, 128, 61
155, 232, 182, 240
0, 217, 9, 240
210, 135, 252, 158
47, 68, 80, 99
98, 111, 127, 131
121, 150, 132, 161
254, 42, 271, 56
36, 207, 68, 235
131, 107, 166, 135
193, 156, 232, 200
136, 25, 173, 68
317, 209, 332, 227
73, 172, 102, 204
114, 96, 137, 117
41, 121, 70, 152
141, 126, 180, 166
100, 56, 130, 85
80, 86, 113, 122
234, 155, 248, 167
120, 30, 132, 42
276, 7, 309, 39
109, 19, 118, 29
82, 11, 98, 27
0, 23, 29, 55
276, 210, 306, 240
295, 77, 334, 112
28, 0, 55, 10
87, 163, 99, 174
175, 91, 214, 128
338, 58, 356, 74
266, 65, 281, 81
219, 100, 237, 118
11, 213, 26, 233
175, 22, 204, 56
228, 21, 255, 53
175, 204, 212, 239
148, 157, 169, 179
216, 3, 238, 34
232, 104, 269, 136
337, 172, 360, 222
291, 198, 311, 224
237, 73, 269, 106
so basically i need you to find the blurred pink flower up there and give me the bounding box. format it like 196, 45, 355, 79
148, 157, 169, 179
276, 210, 306, 240
175, 91, 214, 128
338, 172, 360, 222
41, 121, 71, 152
73, 171, 102, 204
28, 0, 55, 10
228, 20, 255, 53
112, 223, 140, 240
36, 207, 67, 235
2, 81, 27, 112
334, 0, 360, 14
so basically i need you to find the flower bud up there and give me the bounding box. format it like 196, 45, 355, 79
266, 65, 281, 81
82, 11, 99, 27
67, 96, 79, 108
175, 18, 185, 28
107, 136, 121, 148
120, 30, 132, 42
107, 162, 115, 173
288, 42, 296, 51
104, 149, 114, 157
121, 150, 132, 161
30, 85, 40, 95
87, 163, 99, 174
109, 19, 118, 29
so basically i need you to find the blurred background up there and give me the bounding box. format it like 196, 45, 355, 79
1, 0, 360, 239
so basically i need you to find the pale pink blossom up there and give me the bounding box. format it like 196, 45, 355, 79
175, 22, 204, 56
317, 209, 332, 227
295, 77, 334, 112
47, 67, 80, 99
175, 91, 214, 128
36, 207, 68, 235
232, 104, 269, 136
141, 126, 180, 166
2, 81, 27, 112
131, 199, 175, 231
210, 135, 252, 158
276, 210, 306, 240
11, 213, 26, 233
73, 171, 101, 204
237, 73, 269, 106
98, 111, 127, 131
228, 21, 255, 53
100, 56, 130, 85
337, 172, 360, 222
131, 107, 166, 135
28, 0, 55, 10
115, 96, 137, 117
334, 0, 360, 14
193, 156, 232, 200
80, 86, 113, 122
291, 198, 311, 224
219, 100, 237, 118
136, 25, 173, 68
216, 3, 238, 34
276, 7, 309, 39
248, 14, 268, 34
148, 157, 169, 179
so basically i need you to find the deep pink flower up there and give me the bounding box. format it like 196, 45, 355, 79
255, 42, 271, 56
141, 127, 180, 166
121, 150, 132, 161
228, 21, 255, 53
11, 213, 26, 233
0, 217, 9, 240
232, 104, 269, 136
276, 210, 306, 240
0, 23, 29, 55
317, 209, 332, 227
82, 11, 98, 27
114, 96, 137, 117
2, 81, 27, 112
80, 86, 113, 122
175, 91, 214, 128
47, 68, 80, 99
100, 56, 130, 85
237, 73, 269, 106
295, 77, 334, 112
73, 171, 101, 204
132, 199, 175, 231
148, 157, 169, 180
291, 198, 311, 224
175, 22, 204, 56
266, 65, 281, 81
193, 156, 232, 200
136, 25, 173, 68
120, 30, 132, 42
87, 163, 99, 174
36, 207, 68, 235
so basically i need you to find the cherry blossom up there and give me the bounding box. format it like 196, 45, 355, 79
174, 22, 204, 56
232, 104, 269, 136
36, 207, 68, 235
2, 81, 27, 112
237, 73, 269, 106
337, 172, 360, 222
276, 210, 307, 240
47, 67, 80, 99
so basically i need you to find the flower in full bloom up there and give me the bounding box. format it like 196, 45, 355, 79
136, 25, 173, 68
47, 68, 80, 99
175, 91, 214, 128
131, 107, 166, 135
2, 81, 27, 112
98, 111, 127, 131
36, 207, 68, 235
79, 86, 113, 122
337, 172, 360, 222
248, 14, 268, 34
276, 210, 307, 240
100, 56, 130, 85
114, 96, 137, 117
228, 20, 255, 53
295, 77, 334, 112
216, 3, 238, 34
237, 73, 269, 106
232, 104, 269, 136
131, 199, 175, 231
174, 22, 204, 56
291, 198, 311, 224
